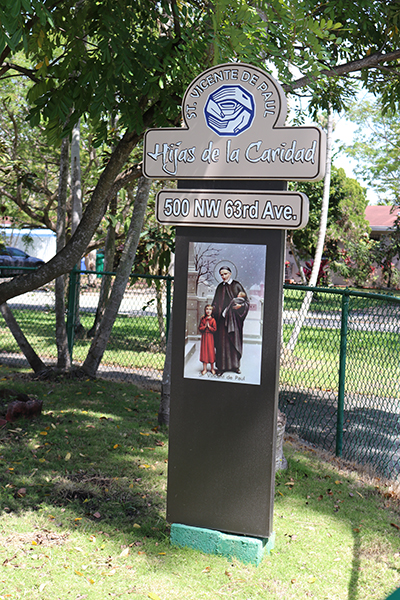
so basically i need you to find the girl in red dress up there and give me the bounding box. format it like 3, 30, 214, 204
199, 305, 217, 375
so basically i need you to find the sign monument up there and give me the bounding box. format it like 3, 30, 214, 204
144, 63, 326, 563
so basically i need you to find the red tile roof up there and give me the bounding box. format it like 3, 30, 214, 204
365, 205, 400, 229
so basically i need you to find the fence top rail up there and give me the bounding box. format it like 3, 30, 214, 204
75, 268, 173, 281
284, 283, 400, 305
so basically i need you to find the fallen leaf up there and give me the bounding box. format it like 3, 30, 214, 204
39, 431, 48, 436
65, 452, 71, 461
75, 570, 83, 576
148, 593, 162, 600
113, 444, 119, 449
308, 576, 316, 583
391, 523, 400, 530
93, 512, 101, 519
17, 488, 26, 497
39, 583, 47, 592
133, 523, 141, 528
202, 566, 211, 573
120, 548, 130, 557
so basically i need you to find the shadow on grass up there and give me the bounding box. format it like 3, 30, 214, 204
276, 441, 400, 600
0, 371, 170, 550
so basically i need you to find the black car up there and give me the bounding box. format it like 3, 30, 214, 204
0, 246, 45, 276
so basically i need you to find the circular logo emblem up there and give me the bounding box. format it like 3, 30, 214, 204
204, 85, 255, 136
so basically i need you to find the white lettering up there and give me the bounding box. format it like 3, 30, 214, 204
194, 198, 204, 217
205, 198, 221, 218
226, 140, 240, 163
201, 141, 220, 163
147, 142, 196, 175
284, 206, 293, 219
261, 201, 274, 219
305, 140, 317, 163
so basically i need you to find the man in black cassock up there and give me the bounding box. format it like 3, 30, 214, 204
212, 266, 249, 375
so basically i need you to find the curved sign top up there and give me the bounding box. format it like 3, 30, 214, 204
143, 63, 326, 181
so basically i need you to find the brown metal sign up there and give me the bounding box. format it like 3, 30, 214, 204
156, 189, 309, 229
144, 63, 326, 181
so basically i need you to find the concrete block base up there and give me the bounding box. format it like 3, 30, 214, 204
170, 523, 275, 566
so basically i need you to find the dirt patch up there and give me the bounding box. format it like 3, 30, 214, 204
1, 529, 69, 548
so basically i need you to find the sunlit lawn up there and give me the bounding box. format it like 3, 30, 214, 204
0, 364, 400, 600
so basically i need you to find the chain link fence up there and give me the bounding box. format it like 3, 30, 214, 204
0, 273, 399, 478
0, 270, 172, 389
280, 285, 400, 479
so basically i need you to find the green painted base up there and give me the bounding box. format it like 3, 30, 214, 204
170, 523, 275, 566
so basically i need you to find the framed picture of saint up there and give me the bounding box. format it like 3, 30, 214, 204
183, 241, 266, 385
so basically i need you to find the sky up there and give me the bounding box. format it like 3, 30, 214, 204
332, 115, 380, 205
289, 88, 379, 205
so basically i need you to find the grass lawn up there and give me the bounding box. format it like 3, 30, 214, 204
0, 364, 400, 600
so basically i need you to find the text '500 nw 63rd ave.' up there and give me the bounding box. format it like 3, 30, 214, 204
155, 191, 309, 230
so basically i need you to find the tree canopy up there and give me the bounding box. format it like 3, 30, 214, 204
346, 98, 400, 204
1, 0, 400, 306
291, 166, 369, 259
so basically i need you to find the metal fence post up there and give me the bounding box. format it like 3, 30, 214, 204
66, 265, 78, 359
336, 288, 350, 457
166, 276, 172, 340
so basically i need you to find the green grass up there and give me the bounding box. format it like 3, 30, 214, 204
0, 310, 165, 371
1, 364, 400, 600
281, 325, 400, 398
1, 301, 399, 397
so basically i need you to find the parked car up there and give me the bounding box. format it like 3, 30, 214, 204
0, 246, 45, 276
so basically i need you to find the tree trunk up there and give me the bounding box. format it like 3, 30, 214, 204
81, 176, 151, 377
70, 119, 85, 339
158, 310, 172, 426
286, 106, 333, 352
87, 195, 118, 338
71, 120, 83, 235
155, 283, 166, 351
0, 303, 48, 373
288, 232, 307, 285
0, 129, 142, 305
55, 136, 71, 370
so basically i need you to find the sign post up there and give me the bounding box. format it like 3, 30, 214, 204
143, 63, 326, 565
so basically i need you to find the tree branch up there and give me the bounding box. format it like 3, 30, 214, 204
283, 49, 400, 93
